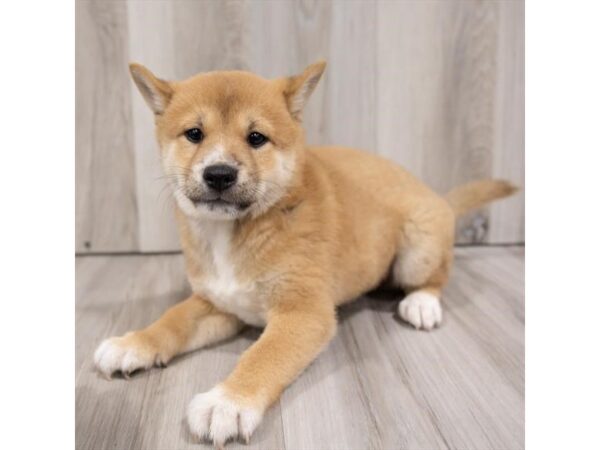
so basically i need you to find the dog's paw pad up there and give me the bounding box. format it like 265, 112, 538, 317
93, 334, 157, 378
399, 291, 442, 330
187, 386, 263, 447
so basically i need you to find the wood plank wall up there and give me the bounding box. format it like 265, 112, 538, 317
76, 0, 524, 253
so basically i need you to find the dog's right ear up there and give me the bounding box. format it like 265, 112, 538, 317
129, 63, 173, 115
283, 60, 326, 120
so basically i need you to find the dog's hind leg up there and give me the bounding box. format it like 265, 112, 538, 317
392, 200, 455, 330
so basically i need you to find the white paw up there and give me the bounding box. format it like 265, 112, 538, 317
93, 333, 159, 378
399, 291, 443, 330
187, 386, 263, 448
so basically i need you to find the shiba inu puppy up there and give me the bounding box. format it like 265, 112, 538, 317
94, 60, 516, 448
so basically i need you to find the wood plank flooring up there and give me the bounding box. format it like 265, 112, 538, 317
75, 247, 524, 450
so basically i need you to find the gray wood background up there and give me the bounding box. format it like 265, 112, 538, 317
76, 0, 524, 253
76, 247, 524, 449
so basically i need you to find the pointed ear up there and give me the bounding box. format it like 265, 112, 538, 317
129, 63, 173, 115
284, 60, 326, 120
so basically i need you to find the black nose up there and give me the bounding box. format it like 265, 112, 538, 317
203, 164, 238, 192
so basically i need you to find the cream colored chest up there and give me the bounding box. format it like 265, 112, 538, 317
188, 221, 268, 327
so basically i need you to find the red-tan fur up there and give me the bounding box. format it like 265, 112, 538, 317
94, 61, 516, 447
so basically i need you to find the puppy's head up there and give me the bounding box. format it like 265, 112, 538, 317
129, 61, 325, 220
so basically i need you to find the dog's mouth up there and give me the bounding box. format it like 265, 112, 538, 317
183, 182, 258, 213
198, 198, 252, 210
188, 194, 253, 211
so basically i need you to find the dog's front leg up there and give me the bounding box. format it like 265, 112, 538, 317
187, 297, 337, 448
94, 294, 243, 378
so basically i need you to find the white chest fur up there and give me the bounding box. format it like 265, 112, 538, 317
189, 221, 267, 327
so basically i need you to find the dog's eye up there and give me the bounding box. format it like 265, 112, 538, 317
184, 128, 203, 143
247, 132, 268, 148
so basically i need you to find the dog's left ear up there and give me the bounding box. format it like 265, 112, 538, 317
129, 63, 174, 115
283, 60, 326, 120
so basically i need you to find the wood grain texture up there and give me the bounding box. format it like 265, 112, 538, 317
127, 0, 180, 252
376, 0, 524, 244
76, 247, 524, 450
76, 0, 138, 252
76, 0, 525, 251
488, 0, 525, 243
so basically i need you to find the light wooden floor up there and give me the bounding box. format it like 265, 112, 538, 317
76, 247, 524, 450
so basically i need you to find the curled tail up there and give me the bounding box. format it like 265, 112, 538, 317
445, 179, 518, 217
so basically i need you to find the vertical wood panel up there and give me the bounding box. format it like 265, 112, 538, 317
436, 2, 499, 244
76, 0, 138, 252
489, 1, 525, 243
320, 1, 378, 150
127, 1, 178, 252
76, 0, 525, 251
377, 1, 447, 184
377, 1, 519, 244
